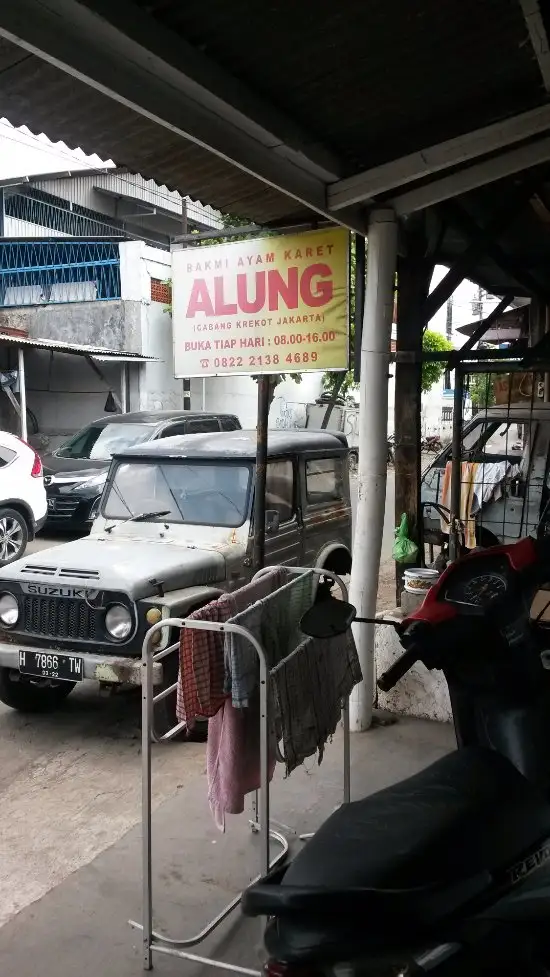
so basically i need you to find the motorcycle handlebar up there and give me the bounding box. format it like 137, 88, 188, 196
377, 644, 420, 693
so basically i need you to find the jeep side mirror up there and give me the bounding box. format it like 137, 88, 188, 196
300, 596, 356, 639
265, 509, 280, 534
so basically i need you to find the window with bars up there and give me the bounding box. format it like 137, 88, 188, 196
0, 240, 121, 307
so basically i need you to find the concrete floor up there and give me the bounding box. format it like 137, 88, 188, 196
0, 481, 433, 975
0, 715, 454, 977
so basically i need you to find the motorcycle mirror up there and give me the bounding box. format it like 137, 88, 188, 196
300, 597, 357, 639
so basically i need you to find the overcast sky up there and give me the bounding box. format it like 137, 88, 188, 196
0, 118, 113, 181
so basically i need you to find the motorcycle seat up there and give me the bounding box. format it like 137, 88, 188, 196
243, 748, 550, 962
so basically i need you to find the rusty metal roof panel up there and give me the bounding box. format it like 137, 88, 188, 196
0, 38, 311, 224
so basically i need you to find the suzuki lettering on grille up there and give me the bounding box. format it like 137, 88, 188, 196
21, 584, 99, 599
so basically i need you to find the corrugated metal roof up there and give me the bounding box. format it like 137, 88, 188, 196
0, 332, 157, 360
0, 35, 308, 224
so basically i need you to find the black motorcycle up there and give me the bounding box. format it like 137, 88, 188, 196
243, 536, 550, 976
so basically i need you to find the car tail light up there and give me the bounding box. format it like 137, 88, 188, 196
31, 452, 43, 478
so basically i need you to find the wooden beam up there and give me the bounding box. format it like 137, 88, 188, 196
329, 104, 550, 210
390, 135, 550, 215
420, 184, 538, 324
451, 295, 512, 356
394, 228, 433, 602
519, 0, 550, 92
439, 199, 550, 301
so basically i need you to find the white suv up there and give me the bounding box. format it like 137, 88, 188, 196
0, 432, 46, 566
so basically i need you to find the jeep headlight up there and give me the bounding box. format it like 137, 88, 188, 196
105, 603, 132, 641
0, 592, 18, 627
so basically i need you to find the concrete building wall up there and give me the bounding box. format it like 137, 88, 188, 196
375, 616, 452, 723
24, 350, 123, 446
0, 299, 141, 351
119, 241, 186, 412
0, 297, 140, 447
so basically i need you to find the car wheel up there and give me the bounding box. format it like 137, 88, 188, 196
0, 508, 28, 566
0, 669, 75, 713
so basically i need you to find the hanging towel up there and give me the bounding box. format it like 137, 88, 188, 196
206, 567, 287, 830
440, 461, 478, 549
207, 570, 313, 830
272, 629, 362, 776
471, 461, 518, 511
176, 570, 286, 728
207, 688, 277, 831
225, 570, 313, 707
175, 593, 236, 729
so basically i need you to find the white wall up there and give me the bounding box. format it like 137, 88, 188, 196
203, 371, 323, 430
23, 349, 122, 450
118, 241, 185, 411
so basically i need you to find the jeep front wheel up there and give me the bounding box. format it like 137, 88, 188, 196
0, 669, 75, 712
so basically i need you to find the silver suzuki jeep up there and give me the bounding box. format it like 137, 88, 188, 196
0, 429, 352, 732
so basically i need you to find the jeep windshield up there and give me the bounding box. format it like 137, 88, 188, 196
103, 460, 252, 527
56, 422, 154, 461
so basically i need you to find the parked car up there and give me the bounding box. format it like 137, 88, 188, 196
0, 429, 352, 730
42, 410, 242, 533
421, 402, 550, 550
0, 431, 46, 567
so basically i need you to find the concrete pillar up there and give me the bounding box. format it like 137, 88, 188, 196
349, 209, 397, 731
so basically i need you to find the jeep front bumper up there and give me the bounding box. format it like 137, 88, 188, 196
0, 641, 164, 685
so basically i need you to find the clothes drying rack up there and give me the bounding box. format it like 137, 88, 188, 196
129, 566, 352, 973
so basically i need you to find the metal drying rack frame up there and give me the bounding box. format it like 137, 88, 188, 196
129, 566, 351, 973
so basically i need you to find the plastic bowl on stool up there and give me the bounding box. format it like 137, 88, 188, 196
403, 567, 439, 595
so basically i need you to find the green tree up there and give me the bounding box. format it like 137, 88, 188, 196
469, 372, 495, 409
421, 330, 454, 393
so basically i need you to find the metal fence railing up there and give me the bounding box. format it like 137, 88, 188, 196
0, 240, 121, 307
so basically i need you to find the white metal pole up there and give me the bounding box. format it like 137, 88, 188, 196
202, 378, 206, 411
349, 209, 397, 731
121, 363, 129, 413
18, 347, 27, 442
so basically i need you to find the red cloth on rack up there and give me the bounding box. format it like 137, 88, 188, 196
206, 568, 293, 831
207, 692, 277, 831
175, 594, 235, 728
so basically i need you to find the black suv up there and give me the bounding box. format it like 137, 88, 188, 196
42, 410, 241, 533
